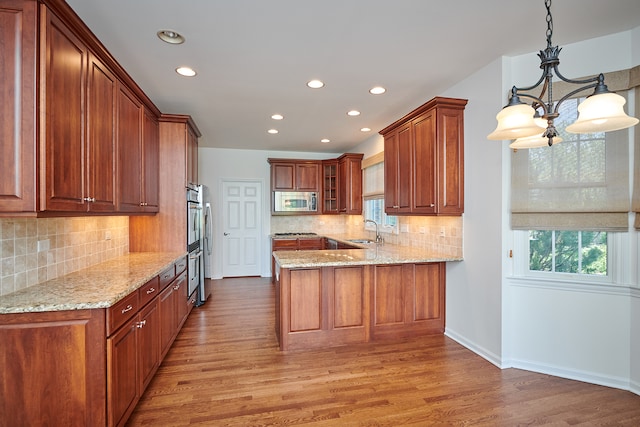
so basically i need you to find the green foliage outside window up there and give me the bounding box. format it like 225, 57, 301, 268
529, 230, 607, 275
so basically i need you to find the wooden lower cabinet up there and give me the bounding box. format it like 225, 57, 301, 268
0, 256, 190, 427
278, 265, 369, 351
0, 309, 106, 427
277, 262, 444, 350
371, 262, 445, 340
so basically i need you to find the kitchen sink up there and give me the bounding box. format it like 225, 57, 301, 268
347, 239, 376, 244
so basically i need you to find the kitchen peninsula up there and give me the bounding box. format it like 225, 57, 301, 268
273, 235, 461, 351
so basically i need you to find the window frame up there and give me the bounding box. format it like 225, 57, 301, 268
363, 196, 398, 235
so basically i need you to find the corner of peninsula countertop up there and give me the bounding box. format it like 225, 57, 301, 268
273, 233, 463, 268
0, 252, 186, 314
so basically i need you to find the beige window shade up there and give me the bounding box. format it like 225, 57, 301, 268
362, 153, 384, 199
511, 90, 632, 232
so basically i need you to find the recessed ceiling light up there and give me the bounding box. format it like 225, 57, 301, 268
369, 86, 386, 95
321, 139, 330, 143
176, 66, 196, 77
347, 110, 361, 116
157, 30, 185, 44
267, 129, 279, 134
271, 114, 284, 120
360, 127, 371, 132
307, 80, 325, 89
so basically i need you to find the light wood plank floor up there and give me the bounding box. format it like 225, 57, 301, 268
127, 277, 640, 426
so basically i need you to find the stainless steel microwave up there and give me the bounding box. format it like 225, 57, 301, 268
274, 191, 318, 212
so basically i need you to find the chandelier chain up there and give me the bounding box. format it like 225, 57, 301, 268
545, 0, 553, 48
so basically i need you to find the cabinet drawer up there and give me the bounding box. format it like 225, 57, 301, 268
175, 256, 187, 275
107, 291, 139, 336
273, 239, 298, 250
159, 265, 176, 289
139, 276, 160, 307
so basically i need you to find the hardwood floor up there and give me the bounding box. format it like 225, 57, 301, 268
127, 277, 640, 426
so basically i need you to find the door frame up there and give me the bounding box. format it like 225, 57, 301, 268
219, 178, 266, 278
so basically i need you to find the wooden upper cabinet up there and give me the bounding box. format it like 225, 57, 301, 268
337, 153, 363, 215
116, 85, 143, 212
0, 0, 37, 212
0, 1, 162, 216
142, 109, 159, 212
322, 159, 338, 214
86, 53, 117, 212
268, 159, 321, 192
381, 96, 466, 216
41, 7, 87, 212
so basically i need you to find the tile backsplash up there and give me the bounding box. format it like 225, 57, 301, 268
0, 216, 129, 296
271, 214, 463, 257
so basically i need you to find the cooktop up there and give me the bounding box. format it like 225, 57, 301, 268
273, 232, 318, 236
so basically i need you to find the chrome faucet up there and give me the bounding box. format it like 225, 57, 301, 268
364, 219, 383, 244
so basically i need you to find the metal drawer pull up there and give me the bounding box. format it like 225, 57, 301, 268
136, 320, 146, 328
121, 304, 133, 314
173, 284, 180, 290
146, 287, 156, 294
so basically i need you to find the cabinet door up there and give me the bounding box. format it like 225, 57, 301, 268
412, 110, 437, 214
437, 107, 465, 215
271, 163, 295, 190
116, 85, 143, 212
86, 53, 117, 212
138, 299, 160, 391
338, 155, 362, 215
384, 124, 412, 214
322, 161, 338, 214
372, 264, 405, 326
41, 9, 87, 212
295, 163, 320, 191
174, 271, 189, 331
0, 0, 36, 212
410, 263, 444, 328
187, 126, 198, 185
107, 316, 139, 427
158, 283, 177, 359
142, 109, 159, 212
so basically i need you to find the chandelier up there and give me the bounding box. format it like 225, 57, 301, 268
487, 0, 639, 149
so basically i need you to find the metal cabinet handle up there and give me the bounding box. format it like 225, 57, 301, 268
173, 284, 180, 290
393, 205, 400, 209
224, 232, 230, 236
146, 287, 156, 294
121, 304, 133, 314
83, 197, 96, 202
136, 320, 146, 329
429, 203, 435, 207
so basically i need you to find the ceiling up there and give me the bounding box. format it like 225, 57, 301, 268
65, 0, 640, 154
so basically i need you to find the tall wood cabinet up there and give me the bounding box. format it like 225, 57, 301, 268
0, 0, 161, 216
381, 97, 467, 216
268, 159, 321, 192
129, 114, 202, 253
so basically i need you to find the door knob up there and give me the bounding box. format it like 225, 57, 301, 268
224, 232, 230, 236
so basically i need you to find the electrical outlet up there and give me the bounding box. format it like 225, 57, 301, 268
105, 231, 112, 240
419, 227, 426, 234
400, 224, 410, 233
439, 227, 446, 237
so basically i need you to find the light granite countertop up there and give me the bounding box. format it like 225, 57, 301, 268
0, 252, 186, 314
273, 233, 462, 268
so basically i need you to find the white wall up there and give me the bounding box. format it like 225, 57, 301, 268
198, 147, 339, 279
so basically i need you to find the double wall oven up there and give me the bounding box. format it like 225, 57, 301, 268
187, 185, 204, 304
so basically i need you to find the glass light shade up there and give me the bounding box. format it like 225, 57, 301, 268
509, 135, 562, 149
487, 104, 545, 140
565, 92, 639, 134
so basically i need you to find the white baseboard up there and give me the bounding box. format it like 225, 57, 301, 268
445, 327, 639, 397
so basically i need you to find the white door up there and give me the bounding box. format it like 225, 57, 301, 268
222, 180, 262, 277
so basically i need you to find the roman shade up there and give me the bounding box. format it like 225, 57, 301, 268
512, 67, 639, 231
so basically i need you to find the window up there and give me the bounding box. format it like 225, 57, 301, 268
529, 230, 608, 276
362, 157, 398, 234
364, 197, 397, 233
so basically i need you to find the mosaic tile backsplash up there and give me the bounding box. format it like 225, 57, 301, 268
0, 216, 129, 296
271, 214, 463, 257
